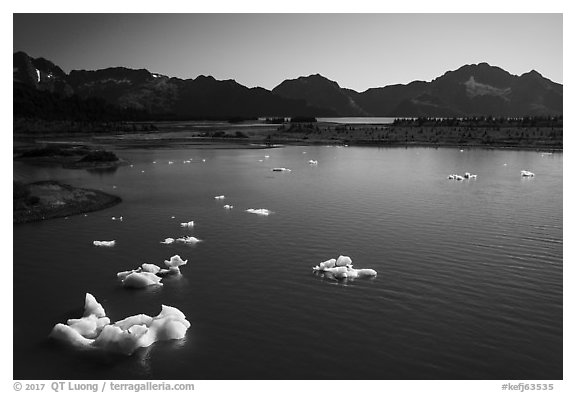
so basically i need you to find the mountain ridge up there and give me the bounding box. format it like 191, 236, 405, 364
14, 52, 562, 119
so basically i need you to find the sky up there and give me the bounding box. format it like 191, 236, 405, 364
12, 13, 563, 91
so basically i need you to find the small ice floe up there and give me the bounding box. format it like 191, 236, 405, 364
168, 161, 174, 165
312, 255, 377, 280
111, 216, 123, 221
176, 236, 201, 244
49, 293, 190, 355
202, 159, 206, 162
521, 170, 535, 177
246, 208, 271, 216
112, 186, 117, 189
141, 170, 145, 173
120, 271, 163, 289
93, 240, 116, 247
447, 174, 464, 181
308, 160, 318, 165
130, 164, 134, 168
223, 205, 233, 209
460, 149, 464, 152
160, 238, 175, 244
214, 195, 225, 200
117, 262, 165, 288
183, 160, 191, 164
272, 167, 291, 172
264, 155, 270, 159
180, 221, 194, 228
158, 255, 188, 275
258, 159, 264, 162
464, 172, 477, 179
152, 161, 157, 164
64, 217, 69, 220
171, 216, 175, 219
302, 151, 307, 154
118, 255, 188, 288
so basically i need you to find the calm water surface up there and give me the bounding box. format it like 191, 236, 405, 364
13, 146, 562, 379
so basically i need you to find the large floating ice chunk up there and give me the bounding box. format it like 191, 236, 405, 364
93, 240, 116, 247
50, 294, 190, 355
308, 160, 318, 165
223, 205, 233, 209
180, 221, 195, 228
312, 256, 377, 280
160, 255, 188, 274
122, 272, 163, 288
214, 195, 225, 200
246, 208, 271, 216
160, 238, 175, 244
272, 167, 291, 172
176, 236, 201, 244
521, 170, 535, 177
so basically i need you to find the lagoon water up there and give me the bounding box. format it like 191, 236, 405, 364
13, 146, 562, 379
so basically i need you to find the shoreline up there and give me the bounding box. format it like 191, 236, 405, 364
14, 121, 562, 152
14, 181, 122, 224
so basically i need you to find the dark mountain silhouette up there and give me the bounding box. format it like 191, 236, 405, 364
14, 52, 334, 120
350, 63, 562, 116
14, 52, 562, 120
272, 74, 367, 116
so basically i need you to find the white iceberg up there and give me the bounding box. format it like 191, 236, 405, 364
272, 167, 291, 172
93, 240, 116, 247
159, 255, 188, 275
160, 238, 175, 244
521, 170, 535, 177
50, 294, 190, 355
447, 174, 464, 181
164, 255, 188, 268
308, 160, 318, 165
121, 272, 163, 288
214, 195, 225, 200
176, 236, 201, 244
464, 172, 477, 179
312, 256, 377, 280
223, 205, 233, 209
180, 221, 195, 228
246, 208, 271, 216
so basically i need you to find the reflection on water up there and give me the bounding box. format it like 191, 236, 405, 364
13, 146, 562, 380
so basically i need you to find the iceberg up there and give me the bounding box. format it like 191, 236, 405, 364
308, 160, 318, 165
246, 208, 271, 216
122, 272, 163, 288
272, 167, 291, 172
223, 205, 233, 209
93, 240, 116, 247
464, 172, 477, 179
50, 293, 190, 355
521, 170, 535, 177
176, 236, 201, 244
160, 238, 175, 244
214, 195, 225, 200
312, 256, 377, 280
118, 256, 186, 288
180, 221, 195, 228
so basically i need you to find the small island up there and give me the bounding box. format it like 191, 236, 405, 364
13, 180, 121, 224
16, 145, 126, 170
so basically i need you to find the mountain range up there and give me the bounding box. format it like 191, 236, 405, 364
13, 51, 563, 120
